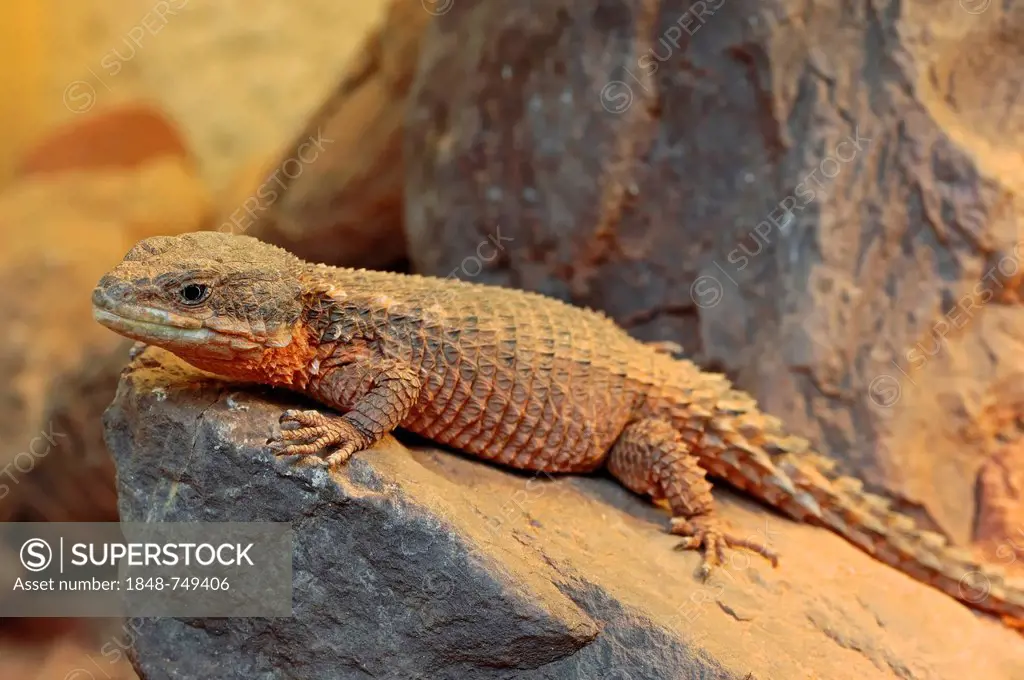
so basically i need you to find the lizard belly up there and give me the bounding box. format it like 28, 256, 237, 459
401, 356, 635, 473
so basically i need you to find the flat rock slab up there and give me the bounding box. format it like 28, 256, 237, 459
104, 347, 1024, 680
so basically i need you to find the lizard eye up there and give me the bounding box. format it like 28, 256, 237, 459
179, 283, 210, 305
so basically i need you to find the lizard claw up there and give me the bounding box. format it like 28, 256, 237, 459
128, 341, 150, 360
670, 514, 778, 580
647, 340, 684, 357
268, 409, 366, 467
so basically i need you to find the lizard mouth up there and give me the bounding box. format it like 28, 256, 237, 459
92, 306, 221, 345
91, 288, 263, 354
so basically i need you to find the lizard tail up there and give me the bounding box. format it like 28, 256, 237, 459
672, 371, 1024, 623
770, 444, 1024, 624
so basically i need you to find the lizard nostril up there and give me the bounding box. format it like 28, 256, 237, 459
93, 277, 130, 307
91, 286, 110, 308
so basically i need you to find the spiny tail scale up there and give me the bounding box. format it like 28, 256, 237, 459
665, 362, 1024, 623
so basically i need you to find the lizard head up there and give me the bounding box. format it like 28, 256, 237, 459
92, 231, 308, 374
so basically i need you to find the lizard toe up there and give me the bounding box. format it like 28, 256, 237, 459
277, 424, 331, 441
270, 410, 369, 467
670, 514, 778, 577
324, 442, 360, 467
270, 439, 332, 459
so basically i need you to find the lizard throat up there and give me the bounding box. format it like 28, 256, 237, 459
91, 298, 317, 387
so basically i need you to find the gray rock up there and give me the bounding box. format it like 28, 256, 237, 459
402, 0, 1024, 550
106, 348, 1024, 680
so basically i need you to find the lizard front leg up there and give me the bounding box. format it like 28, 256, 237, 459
606, 418, 778, 578
269, 359, 422, 467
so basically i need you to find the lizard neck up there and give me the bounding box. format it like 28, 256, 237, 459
178, 323, 321, 390
255, 325, 321, 389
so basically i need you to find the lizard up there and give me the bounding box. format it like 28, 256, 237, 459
91, 231, 1024, 625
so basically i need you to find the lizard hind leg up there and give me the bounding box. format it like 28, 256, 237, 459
606, 418, 779, 579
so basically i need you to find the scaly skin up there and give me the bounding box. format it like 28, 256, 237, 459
92, 232, 1024, 625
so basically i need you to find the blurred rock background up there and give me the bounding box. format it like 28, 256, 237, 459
0, 0, 386, 190
0, 1, 389, 676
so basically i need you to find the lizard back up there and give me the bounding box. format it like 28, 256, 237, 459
304, 264, 669, 472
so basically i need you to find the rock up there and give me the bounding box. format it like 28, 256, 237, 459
7, 341, 131, 523
15, 104, 193, 177
46, 1, 390, 193
0, 120, 212, 527
106, 347, 1024, 680
403, 0, 1024, 549
221, 0, 431, 271
976, 440, 1024, 567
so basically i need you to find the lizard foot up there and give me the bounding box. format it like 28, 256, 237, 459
268, 409, 366, 467
670, 514, 779, 580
